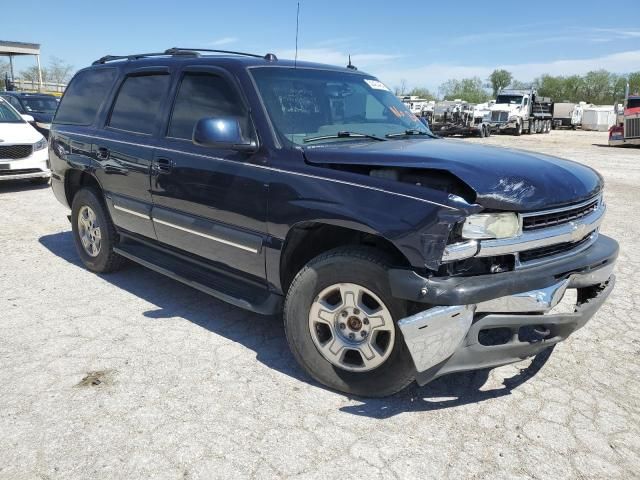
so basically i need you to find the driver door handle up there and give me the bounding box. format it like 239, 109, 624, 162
153, 157, 173, 174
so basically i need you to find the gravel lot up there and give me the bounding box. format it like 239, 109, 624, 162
0, 130, 638, 479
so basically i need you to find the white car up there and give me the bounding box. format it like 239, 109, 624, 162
0, 97, 50, 184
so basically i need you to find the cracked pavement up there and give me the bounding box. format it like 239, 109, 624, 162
0, 130, 638, 479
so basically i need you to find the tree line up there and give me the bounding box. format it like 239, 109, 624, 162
396, 69, 640, 105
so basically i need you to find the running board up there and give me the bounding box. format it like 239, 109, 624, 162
114, 241, 281, 315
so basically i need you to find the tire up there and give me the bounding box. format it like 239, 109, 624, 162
545, 120, 551, 133
283, 246, 416, 397
71, 188, 126, 273
514, 121, 522, 136
30, 176, 50, 185
485, 125, 491, 137
478, 125, 485, 138
528, 121, 534, 134
536, 119, 543, 133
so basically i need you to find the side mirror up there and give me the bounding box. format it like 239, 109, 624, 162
193, 117, 257, 152
21, 114, 35, 123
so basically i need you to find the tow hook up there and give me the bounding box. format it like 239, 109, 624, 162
519, 325, 552, 343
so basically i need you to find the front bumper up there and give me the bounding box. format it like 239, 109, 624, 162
490, 120, 517, 130
391, 235, 618, 384
0, 148, 50, 181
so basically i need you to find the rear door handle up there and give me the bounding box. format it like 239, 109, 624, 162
153, 157, 173, 174
96, 147, 110, 160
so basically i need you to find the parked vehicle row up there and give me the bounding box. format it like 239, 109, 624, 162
0, 91, 58, 138
47, 48, 617, 396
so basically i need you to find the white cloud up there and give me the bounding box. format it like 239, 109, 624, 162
275, 47, 402, 68
372, 50, 640, 91
209, 37, 238, 46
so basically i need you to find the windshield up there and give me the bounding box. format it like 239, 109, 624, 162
21, 96, 59, 113
495, 95, 523, 105
627, 97, 640, 109
250, 67, 430, 145
0, 100, 24, 123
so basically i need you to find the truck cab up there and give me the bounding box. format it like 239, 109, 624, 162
609, 84, 640, 147
489, 88, 553, 136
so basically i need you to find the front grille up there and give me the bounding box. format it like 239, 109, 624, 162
523, 198, 600, 231
0, 168, 41, 176
519, 234, 593, 263
626, 118, 640, 139
0, 144, 33, 160
491, 111, 508, 122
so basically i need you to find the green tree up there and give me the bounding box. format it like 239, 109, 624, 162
439, 77, 490, 103
628, 72, 640, 95
582, 70, 614, 104
535, 74, 567, 101
488, 69, 513, 97
408, 87, 435, 100
562, 75, 585, 102
509, 79, 530, 90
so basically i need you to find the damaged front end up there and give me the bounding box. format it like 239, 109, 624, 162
399, 268, 615, 385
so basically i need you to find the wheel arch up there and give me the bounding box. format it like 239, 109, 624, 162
65, 169, 104, 207
278, 220, 412, 295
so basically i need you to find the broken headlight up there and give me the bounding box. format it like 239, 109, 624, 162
462, 213, 520, 239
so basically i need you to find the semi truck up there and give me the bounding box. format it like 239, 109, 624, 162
489, 88, 553, 136
609, 83, 640, 147
424, 100, 491, 138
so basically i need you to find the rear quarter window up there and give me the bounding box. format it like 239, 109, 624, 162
54, 68, 116, 126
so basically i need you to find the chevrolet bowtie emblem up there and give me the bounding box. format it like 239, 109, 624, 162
569, 222, 587, 241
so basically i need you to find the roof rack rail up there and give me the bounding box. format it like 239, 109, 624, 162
92, 50, 200, 65
91, 47, 278, 66
166, 47, 277, 61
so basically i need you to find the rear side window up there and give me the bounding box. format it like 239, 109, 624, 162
108, 74, 170, 135
54, 68, 116, 125
168, 73, 248, 140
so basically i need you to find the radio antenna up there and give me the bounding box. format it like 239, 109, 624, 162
294, 2, 300, 68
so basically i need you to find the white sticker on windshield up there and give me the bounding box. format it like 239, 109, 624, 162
364, 79, 391, 91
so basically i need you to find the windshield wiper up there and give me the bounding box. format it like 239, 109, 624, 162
303, 131, 386, 143
385, 129, 436, 139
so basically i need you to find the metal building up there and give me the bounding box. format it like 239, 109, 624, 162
0, 40, 43, 90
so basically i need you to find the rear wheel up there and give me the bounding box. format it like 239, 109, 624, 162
71, 188, 126, 273
478, 125, 485, 138
545, 120, 551, 133
284, 247, 415, 397
485, 125, 491, 137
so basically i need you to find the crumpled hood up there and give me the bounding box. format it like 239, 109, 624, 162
303, 138, 603, 211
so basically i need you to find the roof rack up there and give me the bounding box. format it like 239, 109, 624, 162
166, 48, 277, 61
92, 51, 196, 65
92, 48, 277, 65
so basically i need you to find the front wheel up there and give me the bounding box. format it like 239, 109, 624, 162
514, 121, 522, 136
283, 247, 415, 397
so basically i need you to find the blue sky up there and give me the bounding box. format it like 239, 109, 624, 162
2, 0, 639, 91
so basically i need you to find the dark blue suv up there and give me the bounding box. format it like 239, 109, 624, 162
48, 48, 617, 396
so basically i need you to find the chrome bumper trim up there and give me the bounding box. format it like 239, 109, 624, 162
442, 202, 605, 263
